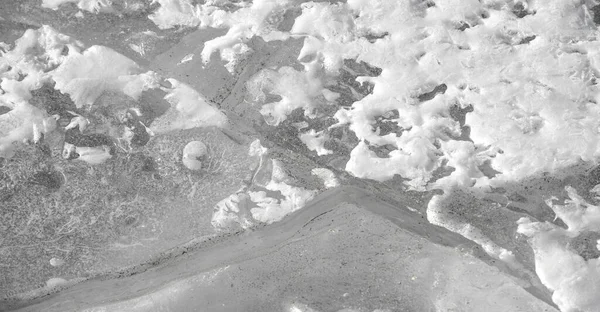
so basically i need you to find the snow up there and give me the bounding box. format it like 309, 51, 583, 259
182, 140, 207, 170
299, 129, 332, 156
245, 66, 324, 126
17, 1, 600, 310
311, 168, 339, 189
427, 192, 519, 269
49, 0, 600, 192
148, 0, 202, 30
149, 78, 227, 133
212, 140, 317, 229
64, 112, 89, 132
148, 0, 292, 70
42, 0, 113, 13
517, 186, 600, 312
211, 193, 253, 230
176, 0, 600, 191
249, 159, 317, 224
0, 26, 78, 158
51, 45, 159, 107
0, 25, 224, 160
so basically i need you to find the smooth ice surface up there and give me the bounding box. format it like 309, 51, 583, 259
13, 188, 560, 312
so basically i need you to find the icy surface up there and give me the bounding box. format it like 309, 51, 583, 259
518, 186, 600, 312
3, 0, 600, 311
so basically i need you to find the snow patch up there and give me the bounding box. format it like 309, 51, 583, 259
148, 0, 292, 68
212, 140, 317, 229
148, 0, 202, 30
249, 159, 317, 224
311, 168, 339, 189
299, 129, 332, 156
51, 45, 159, 107
211, 193, 254, 230
0, 26, 79, 158
246, 66, 323, 126
42, 0, 113, 13
149, 79, 227, 133
517, 186, 600, 312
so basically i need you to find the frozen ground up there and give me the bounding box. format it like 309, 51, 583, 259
1, 0, 600, 311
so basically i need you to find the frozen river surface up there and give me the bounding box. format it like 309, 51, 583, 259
1, 1, 600, 311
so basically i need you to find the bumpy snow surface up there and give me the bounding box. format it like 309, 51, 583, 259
2, 0, 600, 311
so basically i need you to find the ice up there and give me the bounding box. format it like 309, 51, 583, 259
51, 45, 158, 107
12, 1, 600, 311
149, 78, 227, 133
212, 139, 317, 229
246, 66, 324, 126
42, 0, 113, 13
249, 159, 317, 223
0, 26, 79, 157
517, 186, 600, 312
148, 0, 202, 30
311, 168, 340, 189
148, 0, 293, 66
299, 129, 333, 156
